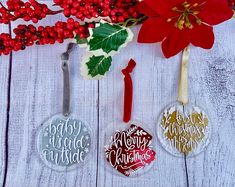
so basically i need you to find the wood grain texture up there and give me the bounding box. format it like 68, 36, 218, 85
0, 24, 10, 187
0, 0, 234, 186
186, 19, 235, 187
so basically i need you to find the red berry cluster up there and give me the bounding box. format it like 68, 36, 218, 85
0, 18, 92, 55
0, 33, 18, 55
0, 0, 62, 24
53, 0, 140, 22
0, 3, 15, 24
228, 0, 235, 7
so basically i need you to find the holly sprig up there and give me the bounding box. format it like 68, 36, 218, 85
79, 21, 133, 79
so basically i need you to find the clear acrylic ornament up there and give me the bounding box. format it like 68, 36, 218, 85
37, 43, 92, 171
157, 47, 211, 157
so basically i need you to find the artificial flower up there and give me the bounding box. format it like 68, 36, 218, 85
137, 0, 234, 58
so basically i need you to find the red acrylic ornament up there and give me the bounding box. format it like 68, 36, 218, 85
105, 123, 156, 177
104, 59, 156, 177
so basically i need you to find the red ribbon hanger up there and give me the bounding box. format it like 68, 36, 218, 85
122, 59, 136, 123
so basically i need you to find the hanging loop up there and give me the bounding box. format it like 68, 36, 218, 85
122, 59, 136, 123
178, 46, 190, 105
61, 43, 76, 117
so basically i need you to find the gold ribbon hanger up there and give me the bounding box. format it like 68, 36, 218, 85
178, 46, 190, 105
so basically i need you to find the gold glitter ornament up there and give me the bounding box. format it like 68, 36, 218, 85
157, 47, 211, 157
158, 104, 210, 156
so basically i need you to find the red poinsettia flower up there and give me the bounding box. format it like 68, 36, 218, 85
137, 0, 234, 58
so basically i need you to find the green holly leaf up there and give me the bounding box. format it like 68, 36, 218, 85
75, 35, 88, 44
86, 55, 112, 77
80, 21, 133, 79
88, 22, 129, 54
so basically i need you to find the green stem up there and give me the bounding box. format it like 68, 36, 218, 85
118, 16, 148, 28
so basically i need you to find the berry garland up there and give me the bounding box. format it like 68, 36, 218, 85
0, 0, 61, 24
0, 18, 92, 55
0, 0, 142, 57
53, 0, 140, 22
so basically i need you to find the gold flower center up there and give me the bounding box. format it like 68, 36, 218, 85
167, 1, 205, 30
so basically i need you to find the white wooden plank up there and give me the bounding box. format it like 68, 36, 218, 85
0, 23, 10, 187
5, 13, 98, 187
97, 26, 187, 187
186, 19, 235, 187
1, 0, 235, 186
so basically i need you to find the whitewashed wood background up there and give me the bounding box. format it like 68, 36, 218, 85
0, 1, 235, 187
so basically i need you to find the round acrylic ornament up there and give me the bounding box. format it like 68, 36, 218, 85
37, 114, 92, 171
157, 103, 211, 157
103, 60, 156, 177
157, 47, 211, 157
37, 43, 92, 170
104, 120, 156, 177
